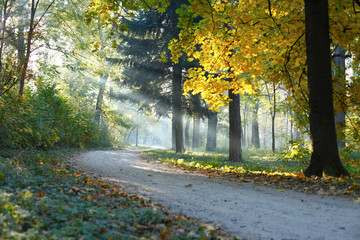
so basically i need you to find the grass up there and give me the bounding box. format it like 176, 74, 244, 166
0, 149, 226, 240
142, 149, 307, 175
141, 149, 360, 198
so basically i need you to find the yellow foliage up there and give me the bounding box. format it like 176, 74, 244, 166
171, 0, 360, 114
22, 189, 33, 199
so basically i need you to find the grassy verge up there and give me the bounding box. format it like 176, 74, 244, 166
141, 149, 360, 199
0, 149, 227, 239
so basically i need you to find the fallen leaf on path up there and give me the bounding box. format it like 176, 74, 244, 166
316, 190, 326, 195
81, 195, 94, 200
71, 186, 80, 193
202, 223, 216, 231
36, 191, 45, 198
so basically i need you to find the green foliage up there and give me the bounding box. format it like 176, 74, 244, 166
280, 139, 311, 164
0, 85, 112, 150
0, 150, 219, 239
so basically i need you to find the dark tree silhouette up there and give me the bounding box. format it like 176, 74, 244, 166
304, 0, 349, 177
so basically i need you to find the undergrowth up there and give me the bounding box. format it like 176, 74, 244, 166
0, 149, 224, 239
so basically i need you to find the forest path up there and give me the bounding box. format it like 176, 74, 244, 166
71, 150, 360, 240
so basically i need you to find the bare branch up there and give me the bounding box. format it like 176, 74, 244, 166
34, 0, 56, 29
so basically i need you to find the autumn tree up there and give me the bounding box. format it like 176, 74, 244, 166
228, 89, 242, 161
87, 0, 360, 163
104, 1, 208, 153
0, 0, 55, 97
167, 0, 360, 174
303, 0, 349, 177
264, 81, 280, 152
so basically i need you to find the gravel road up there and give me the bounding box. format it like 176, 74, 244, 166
71, 150, 360, 240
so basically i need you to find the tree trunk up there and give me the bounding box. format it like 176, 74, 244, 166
17, 25, 26, 83
265, 81, 277, 152
172, 62, 184, 153
271, 82, 276, 152
251, 99, 260, 148
172, 116, 176, 150
271, 113, 275, 152
206, 111, 218, 152
333, 45, 346, 149
228, 90, 242, 162
304, 0, 349, 177
94, 21, 108, 124
0, 1, 8, 81
290, 111, 294, 140
242, 102, 247, 148
263, 117, 267, 147
185, 119, 190, 150
192, 117, 200, 150
95, 73, 107, 124
169, 0, 184, 153
18, 0, 55, 97
19, 2, 36, 98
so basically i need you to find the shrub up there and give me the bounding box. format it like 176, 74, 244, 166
281, 139, 310, 164
0, 84, 112, 149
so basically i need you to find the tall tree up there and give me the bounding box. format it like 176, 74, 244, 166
184, 119, 191, 150
265, 81, 279, 152
206, 111, 218, 152
0, 0, 55, 97
228, 90, 242, 162
304, 0, 349, 177
0, 0, 16, 96
94, 22, 108, 124
251, 98, 260, 148
109, 9, 172, 116
172, 59, 184, 153
19, 0, 55, 97
169, 0, 190, 153
192, 117, 200, 149
333, 45, 347, 149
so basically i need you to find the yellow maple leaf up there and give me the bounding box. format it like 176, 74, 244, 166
22, 189, 33, 199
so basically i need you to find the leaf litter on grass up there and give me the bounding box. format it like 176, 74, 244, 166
0, 149, 235, 240
141, 150, 360, 199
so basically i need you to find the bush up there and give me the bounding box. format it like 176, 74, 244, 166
0, 85, 112, 149
281, 139, 310, 164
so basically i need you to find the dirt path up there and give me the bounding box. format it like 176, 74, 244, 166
71, 150, 360, 240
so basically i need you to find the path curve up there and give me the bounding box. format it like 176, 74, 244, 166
71, 150, 360, 240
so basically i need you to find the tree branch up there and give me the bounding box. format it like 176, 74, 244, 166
34, 0, 56, 29
353, 0, 360, 13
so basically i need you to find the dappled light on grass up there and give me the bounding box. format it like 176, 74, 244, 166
142, 150, 360, 199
